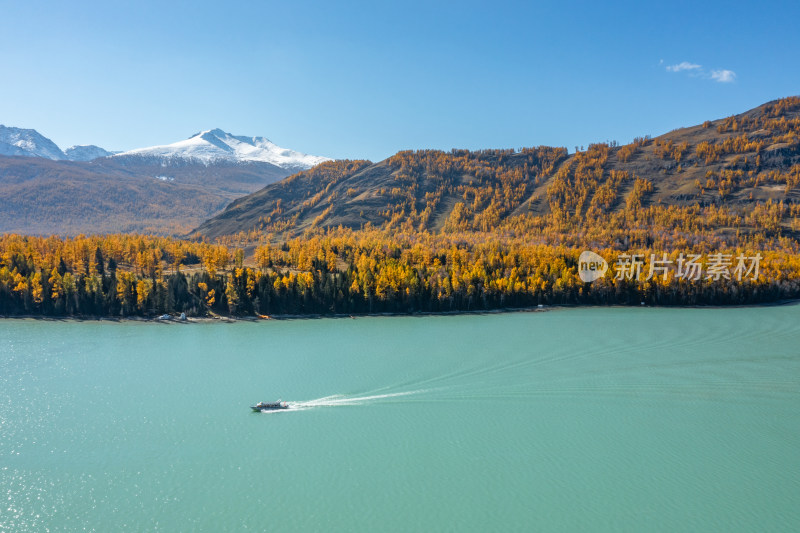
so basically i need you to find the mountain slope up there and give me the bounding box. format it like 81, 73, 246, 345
193, 97, 800, 243
0, 155, 294, 235
0, 125, 67, 160
0, 156, 230, 235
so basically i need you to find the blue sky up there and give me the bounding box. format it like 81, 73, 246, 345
1, 0, 798, 161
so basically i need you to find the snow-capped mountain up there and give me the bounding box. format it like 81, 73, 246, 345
0, 124, 329, 170
114, 129, 330, 170
0, 125, 67, 160
65, 145, 114, 161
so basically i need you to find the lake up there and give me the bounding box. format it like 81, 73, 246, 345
1, 306, 799, 532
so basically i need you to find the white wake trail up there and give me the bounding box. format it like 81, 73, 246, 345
289, 390, 425, 411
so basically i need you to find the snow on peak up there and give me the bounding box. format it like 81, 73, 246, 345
65, 145, 114, 161
115, 128, 330, 170
0, 125, 67, 160
0, 124, 327, 170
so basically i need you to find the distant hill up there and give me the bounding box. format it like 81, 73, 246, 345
0, 155, 292, 235
0, 127, 330, 235
193, 97, 800, 245
64, 145, 115, 161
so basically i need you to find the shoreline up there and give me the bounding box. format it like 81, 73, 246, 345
1, 298, 798, 323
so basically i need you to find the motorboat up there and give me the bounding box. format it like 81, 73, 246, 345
251, 400, 289, 411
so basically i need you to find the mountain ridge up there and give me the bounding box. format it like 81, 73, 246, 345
0, 124, 329, 168
193, 96, 800, 247
113, 128, 331, 170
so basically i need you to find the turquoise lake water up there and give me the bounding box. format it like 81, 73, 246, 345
1, 307, 799, 532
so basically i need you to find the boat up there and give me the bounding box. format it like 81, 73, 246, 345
251, 400, 289, 411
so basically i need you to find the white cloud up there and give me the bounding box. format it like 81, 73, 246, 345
666, 61, 701, 73
710, 69, 736, 83
664, 61, 737, 83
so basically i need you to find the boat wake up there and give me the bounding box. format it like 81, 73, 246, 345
263, 390, 426, 413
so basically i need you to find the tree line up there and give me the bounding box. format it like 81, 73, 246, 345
2, 230, 799, 318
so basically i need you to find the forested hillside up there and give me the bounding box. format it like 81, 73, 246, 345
196, 97, 800, 249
